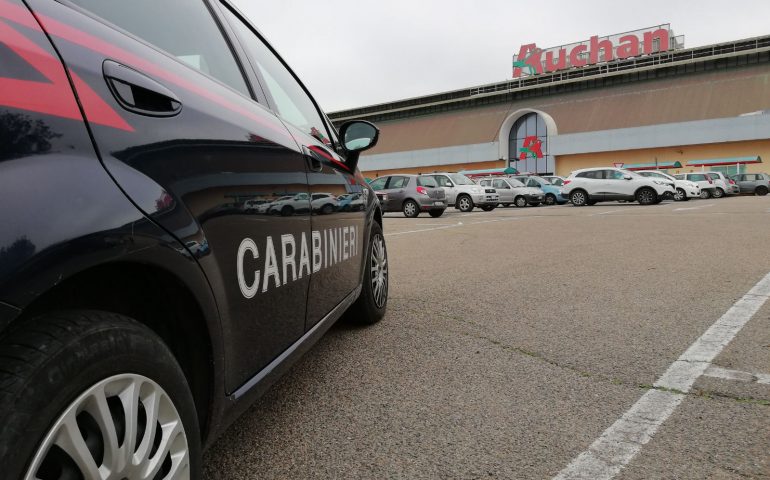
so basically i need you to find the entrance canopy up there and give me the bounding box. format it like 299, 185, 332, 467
622, 161, 683, 171
685, 156, 762, 167
459, 167, 519, 178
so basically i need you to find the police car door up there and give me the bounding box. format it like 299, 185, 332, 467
29, 0, 313, 393
218, 5, 366, 328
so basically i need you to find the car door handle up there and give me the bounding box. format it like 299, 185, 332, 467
103, 60, 182, 117
302, 146, 323, 172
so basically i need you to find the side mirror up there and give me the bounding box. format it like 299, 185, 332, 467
623, 174, 632, 180
339, 120, 379, 171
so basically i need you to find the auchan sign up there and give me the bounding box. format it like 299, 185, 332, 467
512, 25, 682, 78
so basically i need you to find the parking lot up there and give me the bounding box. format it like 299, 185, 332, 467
203, 196, 770, 479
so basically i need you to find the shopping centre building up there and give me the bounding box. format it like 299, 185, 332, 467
329, 25, 770, 179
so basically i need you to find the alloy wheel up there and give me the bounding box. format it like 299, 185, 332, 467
25, 374, 190, 480
674, 189, 685, 201
370, 234, 388, 308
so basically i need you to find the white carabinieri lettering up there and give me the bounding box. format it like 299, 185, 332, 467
237, 225, 361, 298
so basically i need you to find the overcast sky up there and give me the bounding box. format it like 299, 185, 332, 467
232, 1, 770, 113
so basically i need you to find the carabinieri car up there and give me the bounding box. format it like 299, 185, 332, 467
0, 1, 387, 478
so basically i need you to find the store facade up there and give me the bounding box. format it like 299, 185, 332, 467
329, 27, 770, 180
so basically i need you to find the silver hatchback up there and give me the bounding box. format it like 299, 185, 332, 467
369, 174, 448, 217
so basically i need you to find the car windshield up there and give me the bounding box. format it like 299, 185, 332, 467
509, 179, 526, 187
448, 174, 475, 185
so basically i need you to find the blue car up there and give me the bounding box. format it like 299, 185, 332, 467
511, 176, 568, 205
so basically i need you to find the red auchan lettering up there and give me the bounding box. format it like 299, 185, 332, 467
512, 26, 676, 78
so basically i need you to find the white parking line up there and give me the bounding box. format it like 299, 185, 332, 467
674, 203, 714, 212
553, 270, 770, 480
591, 208, 632, 216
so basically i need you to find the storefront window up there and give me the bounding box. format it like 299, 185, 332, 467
509, 113, 554, 174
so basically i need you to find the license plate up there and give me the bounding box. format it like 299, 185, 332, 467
434, 201, 444, 206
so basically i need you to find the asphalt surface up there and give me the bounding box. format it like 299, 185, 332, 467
203, 195, 770, 479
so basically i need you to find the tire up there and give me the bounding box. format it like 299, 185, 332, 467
456, 195, 474, 212
428, 209, 444, 218
756, 186, 768, 196
713, 188, 724, 199
0, 311, 201, 480
514, 196, 528, 208
321, 203, 335, 214
700, 189, 712, 199
402, 200, 419, 218
674, 188, 686, 201
544, 194, 556, 206
346, 222, 387, 324
480, 205, 495, 212
280, 205, 293, 216
636, 187, 657, 205
569, 190, 588, 207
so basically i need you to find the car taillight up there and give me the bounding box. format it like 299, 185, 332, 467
563, 180, 571, 186
728, 179, 735, 185
416, 186, 429, 195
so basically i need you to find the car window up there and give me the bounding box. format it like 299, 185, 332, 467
448, 174, 474, 185
389, 176, 409, 189
606, 170, 626, 180
493, 179, 508, 189
690, 174, 706, 181
433, 175, 453, 187
674, 174, 684, 180
222, 7, 332, 145
68, 0, 251, 97
417, 176, 438, 187
576, 171, 599, 179
369, 177, 388, 191
509, 179, 526, 187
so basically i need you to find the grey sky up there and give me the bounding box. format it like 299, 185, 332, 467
232, 1, 770, 113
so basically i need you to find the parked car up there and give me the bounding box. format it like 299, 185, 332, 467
730, 173, 770, 195
268, 193, 312, 216
311, 192, 340, 214
704, 171, 739, 196
673, 173, 719, 199
511, 175, 568, 205
0, 1, 388, 478
369, 174, 447, 217
477, 177, 544, 207
426, 173, 499, 212
637, 170, 701, 201
337, 193, 366, 211
542, 175, 566, 186
561, 168, 676, 206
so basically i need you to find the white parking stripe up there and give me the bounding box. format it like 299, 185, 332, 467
674, 203, 714, 212
591, 208, 632, 216
554, 270, 770, 480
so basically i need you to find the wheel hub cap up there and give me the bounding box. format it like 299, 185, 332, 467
25, 374, 190, 480
370, 235, 388, 308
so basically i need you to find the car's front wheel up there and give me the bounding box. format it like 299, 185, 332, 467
700, 189, 712, 199
755, 186, 768, 196
569, 190, 588, 206
544, 194, 556, 205
346, 222, 388, 324
636, 187, 657, 205
403, 200, 419, 218
713, 188, 725, 198
514, 196, 528, 208
0, 311, 201, 480
674, 188, 686, 201
456, 195, 474, 212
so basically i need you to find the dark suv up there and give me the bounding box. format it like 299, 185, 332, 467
0, 1, 387, 478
